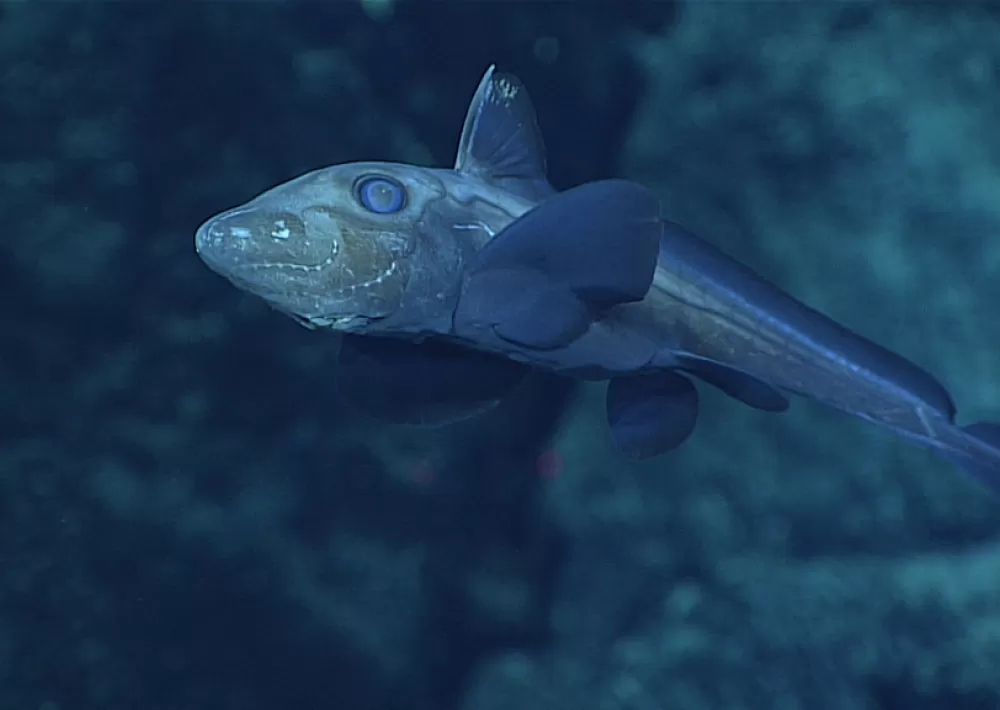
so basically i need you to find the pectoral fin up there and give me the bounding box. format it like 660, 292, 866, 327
335, 335, 529, 425
606, 371, 699, 460
456, 179, 662, 350
679, 354, 790, 413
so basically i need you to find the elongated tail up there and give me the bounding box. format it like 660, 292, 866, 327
938, 421, 1000, 493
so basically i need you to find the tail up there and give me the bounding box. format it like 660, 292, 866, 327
938, 422, 1000, 493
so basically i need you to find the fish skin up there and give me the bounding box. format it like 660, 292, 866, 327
195, 65, 1000, 491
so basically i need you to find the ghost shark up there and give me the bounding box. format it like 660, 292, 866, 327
196, 65, 1000, 492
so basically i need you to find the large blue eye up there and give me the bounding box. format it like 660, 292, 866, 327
355, 176, 406, 214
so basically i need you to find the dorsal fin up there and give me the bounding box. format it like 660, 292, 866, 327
454, 65, 554, 201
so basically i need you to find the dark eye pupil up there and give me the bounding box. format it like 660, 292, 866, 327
358, 177, 405, 214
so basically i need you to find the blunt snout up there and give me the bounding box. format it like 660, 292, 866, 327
195, 203, 331, 278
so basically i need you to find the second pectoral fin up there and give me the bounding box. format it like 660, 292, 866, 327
454, 267, 592, 350
335, 335, 530, 425
606, 371, 699, 460
678, 354, 790, 413
455, 179, 662, 350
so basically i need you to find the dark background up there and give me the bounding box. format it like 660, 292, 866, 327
3, 3, 1000, 710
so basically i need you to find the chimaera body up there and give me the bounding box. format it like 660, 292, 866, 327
196, 65, 1000, 492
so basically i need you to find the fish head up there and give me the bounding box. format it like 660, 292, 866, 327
195, 161, 484, 332
195, 65, 553, 337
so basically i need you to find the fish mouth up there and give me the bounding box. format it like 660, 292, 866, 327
215, 259, 390, 330
290, 313, 374, 331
